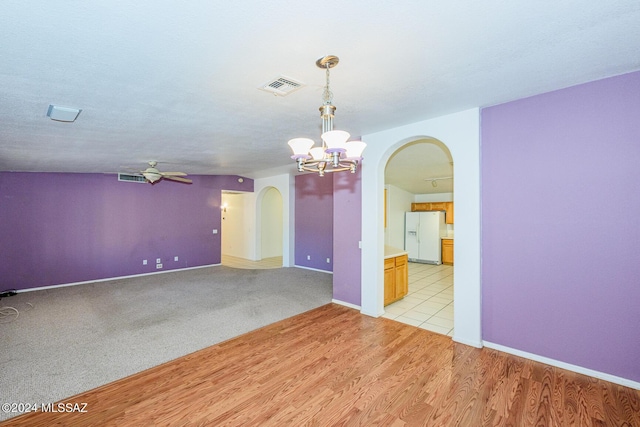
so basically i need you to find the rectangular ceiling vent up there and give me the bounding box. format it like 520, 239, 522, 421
259, 75, 304, 96
118, 173, 146, 183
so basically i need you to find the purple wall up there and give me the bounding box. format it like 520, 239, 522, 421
332, 169, 362, 305
294, 173, 333, 271
481, 70, 640, 382
0, 172, 253, 290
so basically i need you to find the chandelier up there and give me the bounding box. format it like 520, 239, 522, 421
287, 55, 366, 176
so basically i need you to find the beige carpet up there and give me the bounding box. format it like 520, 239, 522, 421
0, 265, 332, 421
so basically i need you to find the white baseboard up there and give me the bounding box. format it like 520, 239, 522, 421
484, 341, 640, 390
452, 335, 483, 348
331, 299, 360, 310
293, 265, 333, 274
360, 308, 385, 318
18, 264, 222, 293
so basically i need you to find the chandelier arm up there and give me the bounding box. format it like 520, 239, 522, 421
300, 165, 352, 173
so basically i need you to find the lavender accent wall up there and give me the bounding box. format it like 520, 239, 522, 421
294, 173, 333, 271
481, 71, 640, 382
0, 172, 253, 291
332, 169, 362, 305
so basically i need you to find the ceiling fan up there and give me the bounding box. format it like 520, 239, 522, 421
139, 161, 192, 184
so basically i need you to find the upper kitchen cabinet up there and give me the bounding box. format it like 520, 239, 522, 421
411, 202, 431, 211
411, 202, 454, 224
429, 202, 447, 211
445, 202, 453, 224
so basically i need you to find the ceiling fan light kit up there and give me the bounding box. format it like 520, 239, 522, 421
287, 55, 366, 176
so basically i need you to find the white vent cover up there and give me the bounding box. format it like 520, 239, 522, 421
47, 104, 82, 122
259, 75, 304, 96
118, 173, 146, 183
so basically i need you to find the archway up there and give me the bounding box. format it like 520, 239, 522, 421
258, 186, 283, 266
360, 109, 481, 348
383, 138, 455, 336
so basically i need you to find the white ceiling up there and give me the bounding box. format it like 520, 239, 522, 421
385, 140, 453, 194
2, 2, 640, 190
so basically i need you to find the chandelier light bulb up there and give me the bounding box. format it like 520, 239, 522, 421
345, 141, 367, 159
287, 138, 314, 157
310, 146, 325, 160
321, 130, 350, 150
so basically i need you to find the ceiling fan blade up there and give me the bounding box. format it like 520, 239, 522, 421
164, 176, 192, 184
161, 172, 187, 176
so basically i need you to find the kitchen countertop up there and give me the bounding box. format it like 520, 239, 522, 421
384, 245, 408, 259
441, 236, 454, 240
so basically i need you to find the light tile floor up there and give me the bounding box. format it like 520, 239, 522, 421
382, 262, 454, 337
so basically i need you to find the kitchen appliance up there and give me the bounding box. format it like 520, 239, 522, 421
404, 211, 445, 264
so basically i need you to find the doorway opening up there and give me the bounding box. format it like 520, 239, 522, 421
221, 188, 283, 269
257, 186, 283, 268
382, 138, 455, 336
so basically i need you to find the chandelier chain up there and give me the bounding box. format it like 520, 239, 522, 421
322, 65, 333, 105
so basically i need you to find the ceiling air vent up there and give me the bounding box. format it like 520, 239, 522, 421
259, 75, 304, 96
118, 173, 146, 183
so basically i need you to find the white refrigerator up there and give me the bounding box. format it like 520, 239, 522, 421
405, 211, 445, 264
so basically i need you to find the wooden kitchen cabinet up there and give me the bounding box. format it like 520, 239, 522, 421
411, 202, 454, 224
444, 202, 454, 224
442, 239, 454, 265
384, 254, 408, 306
411, 202, 431, 212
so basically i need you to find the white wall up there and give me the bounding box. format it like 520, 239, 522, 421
384, 184, 413, 249
414, 192, 454, 202
252, 174, 294, 267
221, 192, 253, 258
361, 108, 482, 348
260, 187, 283, 258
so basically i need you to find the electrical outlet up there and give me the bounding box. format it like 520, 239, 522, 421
143, 259, 147, 265
156, 258, 161, 263
156, 263, 163, 269
212, 229, 218, 234
326, 258, 330, 263
307, 255, 311, 260
174, 256, 179, 261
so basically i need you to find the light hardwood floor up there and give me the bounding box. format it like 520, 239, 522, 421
3, 304, 639, 426
221, 254, 282, 269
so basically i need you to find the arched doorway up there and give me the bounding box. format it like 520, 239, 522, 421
383, 139, 455, 336
360, 109, 481, 348
258, 186, 283, 267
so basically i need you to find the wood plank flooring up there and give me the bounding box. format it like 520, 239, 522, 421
221, 255, 283, 269
3, 304, 639, 426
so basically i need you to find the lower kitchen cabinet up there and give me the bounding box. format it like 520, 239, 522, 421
384, 254, 408, 306
442, 239, 454, 265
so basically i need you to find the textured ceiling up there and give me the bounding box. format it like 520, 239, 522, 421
1, 2, 640, 191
